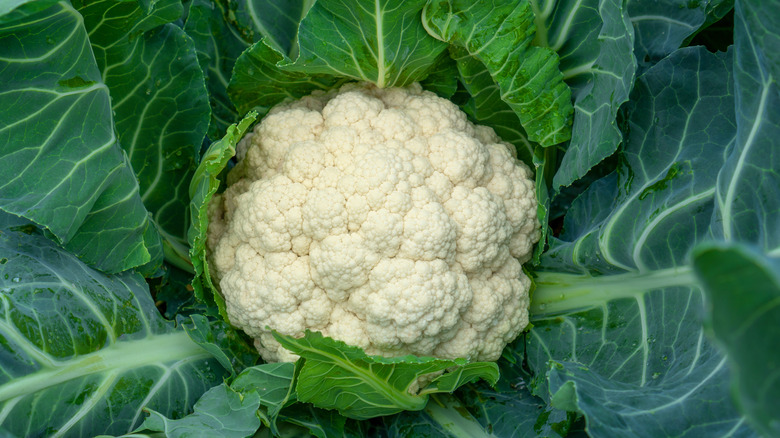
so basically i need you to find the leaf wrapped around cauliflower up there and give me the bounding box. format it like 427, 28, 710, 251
207, 83, 540, 363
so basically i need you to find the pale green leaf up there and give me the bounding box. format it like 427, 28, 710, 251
275, 331, 498, 420
188, 113, 257, 320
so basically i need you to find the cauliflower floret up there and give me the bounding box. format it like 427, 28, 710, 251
208, 82, 540, 363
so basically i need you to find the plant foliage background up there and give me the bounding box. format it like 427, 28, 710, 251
0, 0, 777, 437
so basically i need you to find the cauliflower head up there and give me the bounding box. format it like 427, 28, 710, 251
208, 82, 540, 363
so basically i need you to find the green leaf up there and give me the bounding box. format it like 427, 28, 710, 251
532, 145, 556, 264
188, 113, 257, 319
527, 47, 755, 436
423, 0, 573, 147
0, 1, 161, 273
276, 404, 349, 438
693, 243, 780, 437
528, 0, 636, 189
140, 384, 263, 438
227, 40, 348, 117
75, 0, 211, 258
0, 212, 226, 437
446, 343, 580, 438
419, 394, 498, 438
450, 48, 535, 165
429, 362, 499, 393
382, 382, 581, 438
418, 52, 460, 100
683, 0, 735, 48
236, 0, 314, 56
274, 331, 499, 420
0, 0, 59, 25
184, 0, 251, 139
231, 362, 296, 430
228, 0, 450, 115
182, 315, 259, 377
228, 363, 355, 437
286, 0, 448, 88
712, 0, 779, 251
627, 0, 734, 69
150, 265, 199, 319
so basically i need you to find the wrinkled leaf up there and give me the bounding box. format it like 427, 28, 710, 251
0, 1, 161, 273
275, 331, 499, 420
450, 48, 535, 165
418, 52, 460, 100
182, 314, 259, 377
231, 362, 296, 431
188, 113, 257, 319
423, 0, 573, 146
234, 0, 313, 56
528, 0, 636, 188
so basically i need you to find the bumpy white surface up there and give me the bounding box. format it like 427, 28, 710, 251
208, 83, 540, 362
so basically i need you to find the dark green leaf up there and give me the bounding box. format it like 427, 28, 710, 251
628, 0, 734, 69
231, 362, 296, 431
712, 0, 779, 251
182, 315, 259, 377
456, 342, 580, 438
140, 384, 263, 438
184, 0, 251, 139
684, 1, 735, 49
75, 0, 211, 259
0, 1, 162, 273
529, 0, 636, 188
0, 0, 59, 25
532, 145, 556, 264
277, 403, 349, 438
419, 52, 460, 100
275, 331, 499, 420
150, 265, 198, 319
237, 0, 313, 56
0, 213, 225, 437
423, 0, 573, 146
527, 47, 755, 436
381, 384, 577, 438
693, 243, 780, 437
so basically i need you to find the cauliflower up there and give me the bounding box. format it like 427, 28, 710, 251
208, 83, 540, 363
